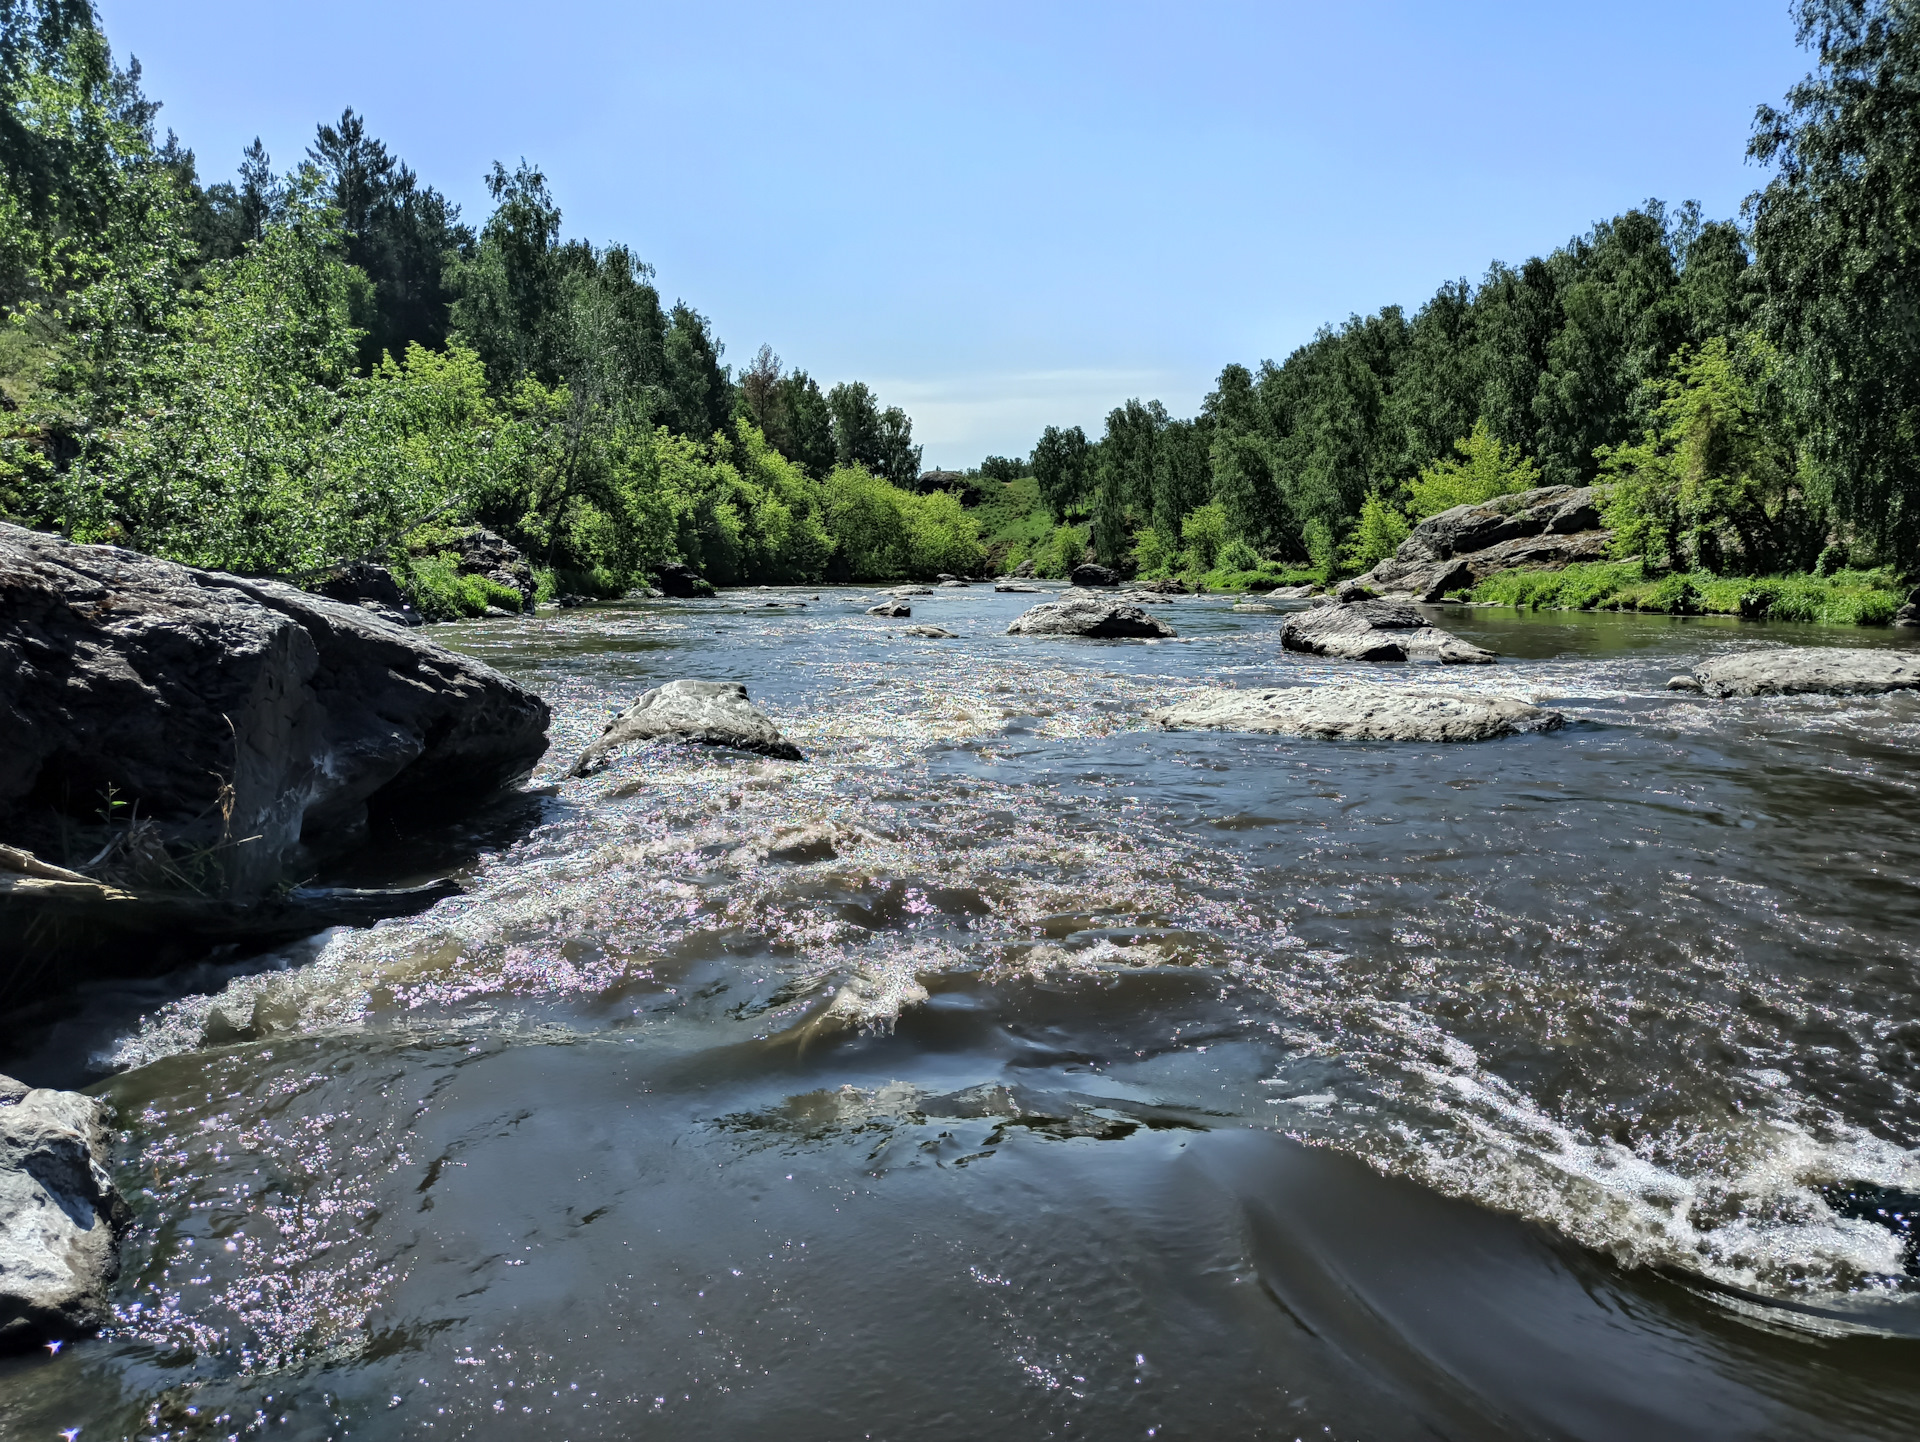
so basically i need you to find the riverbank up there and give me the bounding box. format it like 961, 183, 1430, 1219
1468, 560, 1911, 624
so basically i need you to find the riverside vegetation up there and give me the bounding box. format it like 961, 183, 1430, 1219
0, 0, 1916, 627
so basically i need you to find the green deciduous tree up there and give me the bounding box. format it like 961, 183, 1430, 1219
1749, 0, 1920, 566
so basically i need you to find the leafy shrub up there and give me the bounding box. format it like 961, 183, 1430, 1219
1408, 419, 1540, 519
1035, 522, 1086, 579
1179, 503, 1228, 571
1341, 492, 1412, 571
400, 553, 525, 620
1217, 537, 1262, 572
1130, 525, 1178, 578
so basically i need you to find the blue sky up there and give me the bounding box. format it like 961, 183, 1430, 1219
99, 1, 1811, 468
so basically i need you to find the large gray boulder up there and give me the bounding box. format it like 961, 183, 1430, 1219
1358, 487, 1613, 600
1686, 648, 1920, 698
1069, 563, 1118, 587
569, 680, 802, 774
1006, 599, 1176, 639
1, 1078, 127, 1351
1280, 600, 1495, 664
0, 525, 551, 897
1150, 684, 1564, 742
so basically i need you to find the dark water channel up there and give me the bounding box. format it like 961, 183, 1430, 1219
5, 585, 1920, 1440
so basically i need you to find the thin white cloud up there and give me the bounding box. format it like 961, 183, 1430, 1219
862, 367, 1193, 466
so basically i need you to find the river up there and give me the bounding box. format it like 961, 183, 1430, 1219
4, 584, 1919, 1440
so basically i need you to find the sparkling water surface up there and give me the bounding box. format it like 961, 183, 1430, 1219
4, 584, 1920, 1440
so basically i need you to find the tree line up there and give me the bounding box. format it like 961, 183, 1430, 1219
1023, 0, 1920, 586
0, 1, 979, 606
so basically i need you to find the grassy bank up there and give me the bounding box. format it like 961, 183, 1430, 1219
1467, 561, 1906, 625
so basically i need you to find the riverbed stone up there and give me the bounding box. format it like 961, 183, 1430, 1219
1232, 602, 1278, 613
1280, 599, 1495, 664
0, 524, 550, 899
867, 601, 912, 617
1688, 648, 1920, 698
569, 679, 802, 773
902, 625, 957, 638
1006, 599, 1176, 639
653, 562, 716, 598
0, 1080, 127, 1351
1149, 683, 1563, 742
995, 582, 1043, 593
1069, 563, 1118, 587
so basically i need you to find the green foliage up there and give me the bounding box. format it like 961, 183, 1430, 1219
1468, 559, 1904, 623
1341, 491, 1412, 571
1129, 525, 1178, 578
1179, 501, 1228, 571
1031, 424, 1090, 521
1408, 419, 1541, 519
1597, 335, 1821, 573
1302, 517, 1337, 583
969, 474, 1054, 570
819, 464, 981, 581
399, 551, 525, 620
1033, 522, 1085, 579
1750, 0, 1920, 567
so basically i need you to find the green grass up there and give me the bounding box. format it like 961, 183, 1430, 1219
971, 477, 1058, 572
1193, 562, 1320, 592
398, 553, 528, 620
1467, 561, 1905, 625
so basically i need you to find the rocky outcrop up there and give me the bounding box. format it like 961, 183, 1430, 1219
1, 1077, 128, 1351
1060, 587, 1173, 605
1150, 683, 1564, 742
450, 528, 535, 611
1265, 584, 1315, 599
1069, 563, 1118, 587
312, 563, 418, 627
867, 601, 912, 617
1136, 577, 1190, 595
1005, 599, 1176, 639
569, 680, 802, 773
1683, 648, 1920, 698
1010, 558, 1037, 578
1281, 600, 1496, 664
1358, 487, 1612, 601
1896, 588, 1920, 628
0, 525, 551, 899
653, 562, 716, 599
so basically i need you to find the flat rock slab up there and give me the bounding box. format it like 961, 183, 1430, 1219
902, 625, 957, 638
1150, 684, 1564, 742
1281, 600, 1495, 664
994, 583, 1043, 593
1231, 602, 1278, 613
1690, 648, 1920, 698
1006, 599, 1176, 639
867, 602, 912, 617
570, 680, 802, 773
1, 1079, 127, 1350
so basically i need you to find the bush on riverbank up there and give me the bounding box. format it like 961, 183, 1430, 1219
1468, 561, 1904, 624
398, 554, 529, 620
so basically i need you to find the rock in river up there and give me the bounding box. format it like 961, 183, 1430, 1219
1280, 599, 1495, 664
1070, 563, 1119, 587
1, 1076, 128, 1351
1686, 648, 1920, 698
868, 601, 912, 617
902, 625, 957, 638
0, 524, 551, 898
1006, 599, 1176, 639
1150, 683, 1564, 742
569, 679, 802, 773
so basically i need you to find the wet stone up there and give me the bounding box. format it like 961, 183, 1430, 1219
569, 679, 802, 773
1689, 648, 1920, 697
1005, 598, 1176, 639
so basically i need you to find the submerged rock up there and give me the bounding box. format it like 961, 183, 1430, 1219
1006, 599, 1176, 639
569, 679, 802, 773
0, 524, 550, 901
867, 601, 912, 617
1231, 602, 1278, 614
1150, 683, 1563, 742
1687, 648, 1920, 698
1280, 600, 1495, 664
902, 624, 957, 638
0, 1077, 128, 1351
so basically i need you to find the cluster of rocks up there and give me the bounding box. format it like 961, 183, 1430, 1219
1281, 599, 1496, 664
312, 562, 419, 627
1898, 587, 1920, 628
1, 1075, 127, 1351
1355, 486, 1611, 601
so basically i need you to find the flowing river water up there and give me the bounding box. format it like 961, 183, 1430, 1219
4, 584, 1920, 1440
